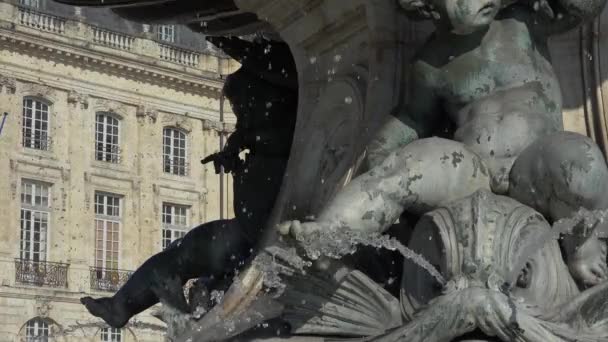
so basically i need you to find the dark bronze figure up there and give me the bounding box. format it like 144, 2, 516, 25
81, 36, 297, 328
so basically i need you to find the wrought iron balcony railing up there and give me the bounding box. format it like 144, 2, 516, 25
89, 267, 133, 292
15, 259, 69, 288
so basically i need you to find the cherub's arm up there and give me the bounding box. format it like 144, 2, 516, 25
515, 0, 607, 36
365, 60, 441, 168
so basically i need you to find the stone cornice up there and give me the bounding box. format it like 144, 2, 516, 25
0, 25, 224, 98
0, 62, 235, 124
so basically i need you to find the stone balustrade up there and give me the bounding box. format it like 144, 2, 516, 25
18, 6, 65, 34
92, 26, 134, 51
4, 3, 233, 75
159, 43, 200, 67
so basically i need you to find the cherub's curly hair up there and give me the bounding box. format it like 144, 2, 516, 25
398, 0, 435, 20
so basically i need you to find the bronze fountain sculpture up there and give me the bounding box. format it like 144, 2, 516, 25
53, 0, 608, 340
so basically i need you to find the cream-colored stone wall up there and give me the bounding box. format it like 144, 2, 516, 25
0, 1, 238, 340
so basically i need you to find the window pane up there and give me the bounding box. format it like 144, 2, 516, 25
22, 98, 50, 151
95, 113, 121, 164
95, 193, 122, 270
161, 203, 189, 250
25, 318, 49, 341
162, 128, 188, 176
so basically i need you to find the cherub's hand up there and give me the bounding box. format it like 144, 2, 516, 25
505, 0, 556, 18
201, 151, 242, 174
277, 220, 337, 270
533, 0, 555, 18
568, 237, 608, 288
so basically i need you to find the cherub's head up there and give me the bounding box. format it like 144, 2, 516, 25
399, 0, 501, 34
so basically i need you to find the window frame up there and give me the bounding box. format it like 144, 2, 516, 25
94, 192, 122, 272
22, 97, 51, 151
24, 317, 50, 342
95, 112, 122, 164
20, 179, 51, 262
19, 0, 40, 8
161, 202, 190, 250
100, 326, 122, 342
162, 127, 189, 176
157, 24, 175, 43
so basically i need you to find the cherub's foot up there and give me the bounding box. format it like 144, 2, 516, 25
568, 237, 608, 288
80, 296, 128, 328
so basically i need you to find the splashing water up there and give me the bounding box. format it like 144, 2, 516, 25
252, 226, 446, 288
510, 207, 608, 282
297, 227, 446, 285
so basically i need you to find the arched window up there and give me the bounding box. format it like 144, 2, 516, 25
24, 317, 50, 341
163, 128, 188, 176
95, 112, 121, 163
100, 327, 122, 342
22, 97, 51, 151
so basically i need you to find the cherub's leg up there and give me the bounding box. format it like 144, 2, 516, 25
509, 131, 608, 287
282, 138, 492, 237
81, 219, 255, 328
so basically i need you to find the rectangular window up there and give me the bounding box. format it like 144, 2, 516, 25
95, 113, 121, 163
94, 193, 121, 271
157, 25, 175, 43
20, 180, 50, 262
22, 98, 51, 151
162, 203, 189, 250
19, 0, 40, 8
100, 327, 122, 342
163, 128, 188, 176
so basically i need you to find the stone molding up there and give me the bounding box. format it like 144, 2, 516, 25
35, 298, 52, 318
0, 75, 16, 94
67, 90, 89, 109
0, 30, 223, 98
161, 114, 193, 133
202, 119, 236, 134
20, 82, 58, 103
92, 98, 128, 118
136, 105, 159, 123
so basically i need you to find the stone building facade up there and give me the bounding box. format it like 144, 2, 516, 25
0, 0, 238, 340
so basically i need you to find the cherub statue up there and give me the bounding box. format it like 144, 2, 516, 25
80, 37, 298, 329
280, 0, 608, 288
